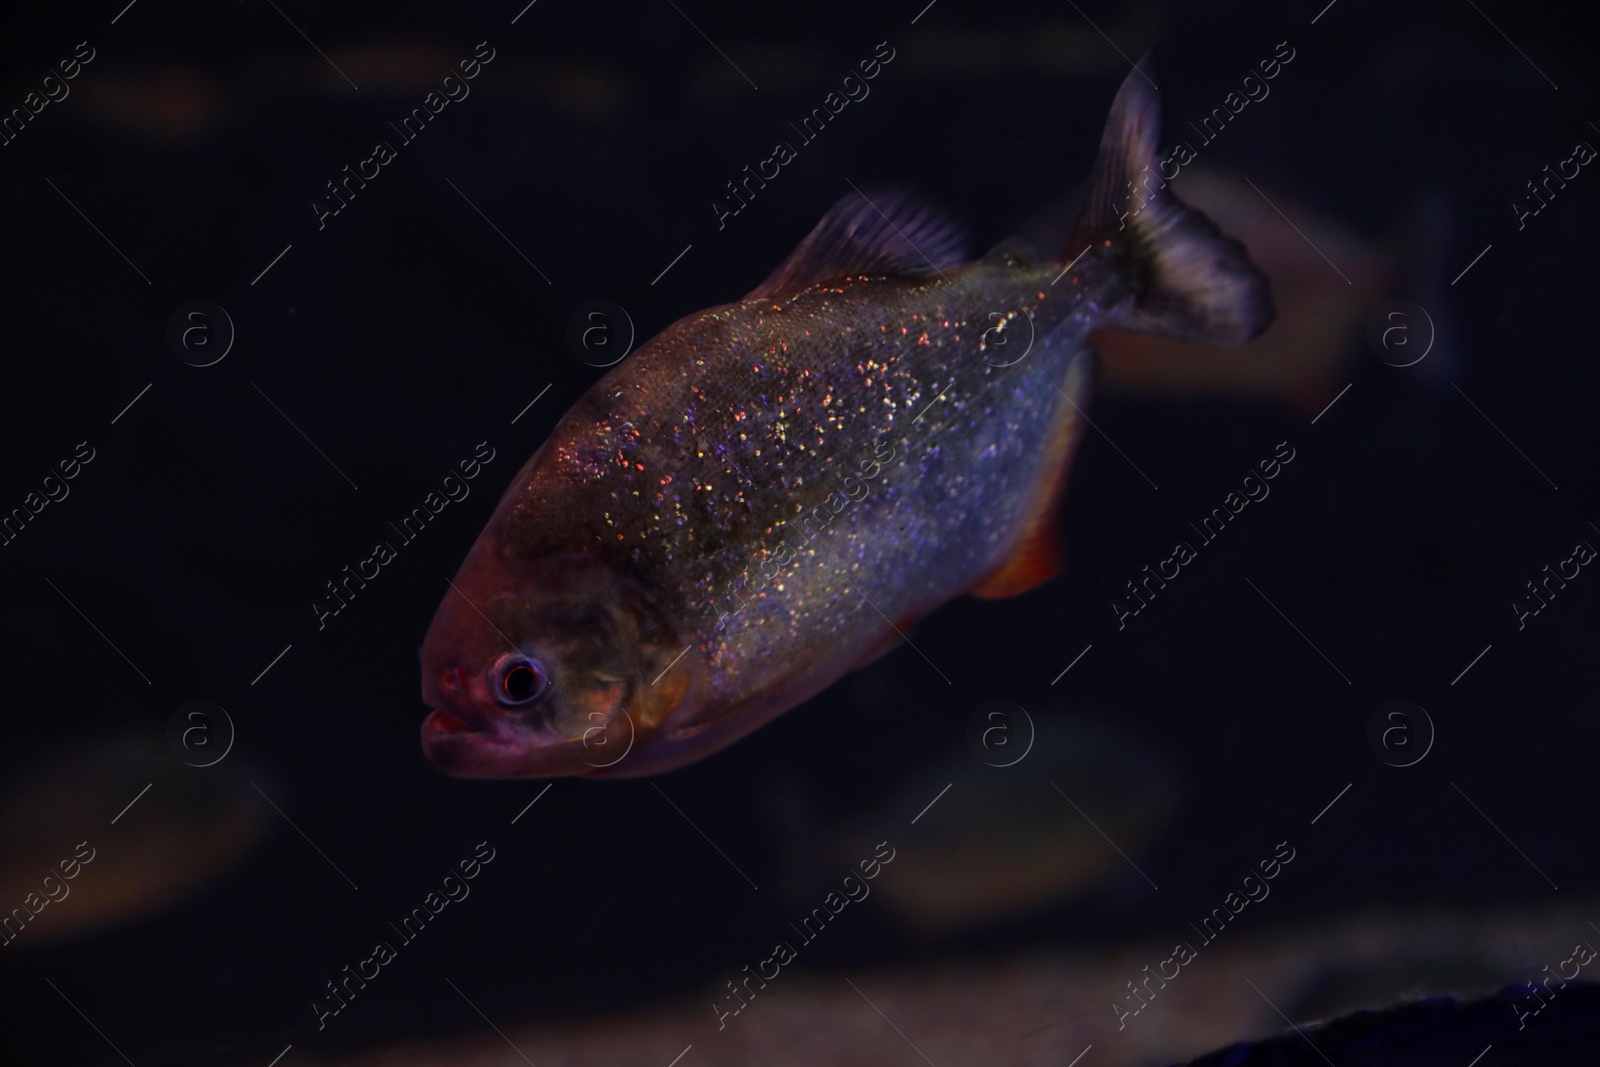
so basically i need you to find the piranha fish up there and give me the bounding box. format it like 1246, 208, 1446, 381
420, 60, 1271, 778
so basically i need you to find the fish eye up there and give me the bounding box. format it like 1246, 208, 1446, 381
492, 655, 550, 706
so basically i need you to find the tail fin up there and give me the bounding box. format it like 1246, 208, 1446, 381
1070, 57, 1272, 345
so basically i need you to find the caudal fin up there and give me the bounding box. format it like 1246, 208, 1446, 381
1070, 57, 1273, 345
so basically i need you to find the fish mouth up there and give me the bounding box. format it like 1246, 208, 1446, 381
423, 708, 475, 734
422, 706, 526, 777
420, 705, 617, 779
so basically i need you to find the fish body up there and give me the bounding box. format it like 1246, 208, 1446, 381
439, 259, 1100, 769
421, 60, 1271, 778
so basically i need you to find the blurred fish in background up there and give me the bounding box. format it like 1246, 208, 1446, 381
62, 15, 1151, 143
299, 903, 1600, 1067
1078, 167, 1460, 414
0, 735, 270, 946
67, 42, 635, 144
59, 35, 1461, 426
772, 708, 1182, 934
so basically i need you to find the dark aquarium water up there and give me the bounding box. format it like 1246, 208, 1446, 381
0, 1, 1596, 1064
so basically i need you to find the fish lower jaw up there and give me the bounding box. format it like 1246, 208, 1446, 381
420, 707, 593, 779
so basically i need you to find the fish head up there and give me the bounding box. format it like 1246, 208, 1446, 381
419, 552, 699, 778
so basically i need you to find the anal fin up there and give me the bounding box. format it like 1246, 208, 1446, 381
969, 358, 1090, 600
970, 522, 1065, 599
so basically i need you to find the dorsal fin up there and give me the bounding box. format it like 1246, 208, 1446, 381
982, 235, 1037, 266
745, 188, 969, 301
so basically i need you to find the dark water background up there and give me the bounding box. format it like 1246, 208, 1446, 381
0, 0, 1595, 1062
